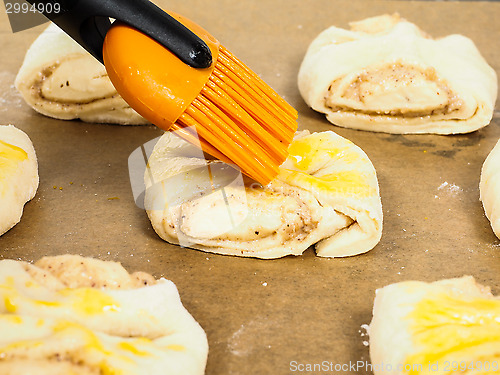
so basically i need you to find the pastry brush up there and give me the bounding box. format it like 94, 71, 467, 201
27, 0, 298, 185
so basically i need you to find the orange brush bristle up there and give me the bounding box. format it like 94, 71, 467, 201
102, 12, 297, 185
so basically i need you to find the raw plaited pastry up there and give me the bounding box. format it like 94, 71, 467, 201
369, 276, 500, 375
480, 139, 500, 239
298, 14, 497, 134
0, 125, 38, 236
15, 23, 148, 125
145, 130, 382, 258
0, 254, 208, 375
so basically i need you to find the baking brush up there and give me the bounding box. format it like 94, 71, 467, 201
27, 0, 298, 185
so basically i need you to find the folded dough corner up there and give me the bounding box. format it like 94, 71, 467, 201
0, 125, 38, 236
15, 24, 148, 125
480, 139, 500, 239
298, 14, 498, 134
369, 276, 500, 375
144, 130, 383, 259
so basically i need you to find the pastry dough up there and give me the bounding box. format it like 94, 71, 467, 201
369, 276, 500, 375
0, 254, 208, 375
0, 125, 38, 236
15, 23, 148, 125
480, 139, 500, 239
298, 14, 498, 134
145, 130, 382, 258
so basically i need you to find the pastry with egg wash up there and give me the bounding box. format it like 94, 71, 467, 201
145, 130, 382, 258
480, 139, 500, 239
0, 254, 208, 375
0, 125, 38, 236
298, 14, 497, 134
369, 276, 500, 375
15, 24, 148, 125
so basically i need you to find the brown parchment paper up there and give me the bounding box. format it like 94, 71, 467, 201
1, 1, 500, 374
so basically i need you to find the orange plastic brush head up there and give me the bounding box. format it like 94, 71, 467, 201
103, 12, 298, 185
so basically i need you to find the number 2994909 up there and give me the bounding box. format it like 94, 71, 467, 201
5, 2, 60, 14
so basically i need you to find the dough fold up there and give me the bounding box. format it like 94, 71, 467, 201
298, 14, 497, 134
0, 254, 208, 375
480, 139, 500, 239
15, 24, 148, 125
0, 125, 38, 236
369, 276, 500, 375
145, 130, 382, 258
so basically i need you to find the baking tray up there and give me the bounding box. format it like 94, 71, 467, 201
1, 0, 499, 373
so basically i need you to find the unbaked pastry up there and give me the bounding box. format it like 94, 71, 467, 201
0, 254, 208, 375
480, 139, 500, 239
369, 276, 500, 375
145, 130, 382, 258
15, 23, 148, 125
298, 14, 498, 134
0, 125, 38, 236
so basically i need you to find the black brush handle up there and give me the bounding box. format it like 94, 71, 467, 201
25, 0, 212, 68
